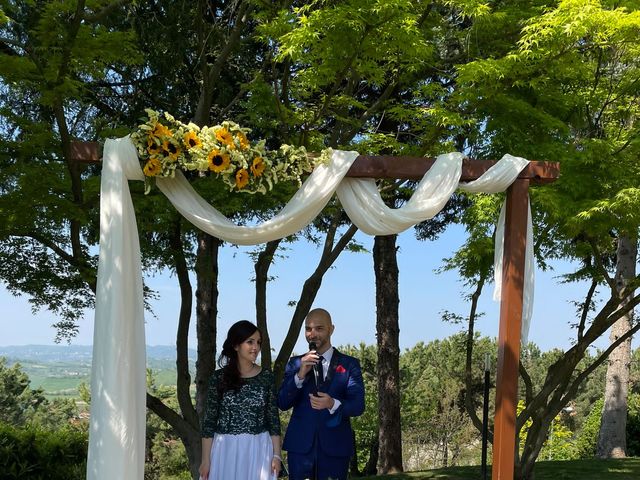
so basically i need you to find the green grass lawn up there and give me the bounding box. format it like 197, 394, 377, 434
359, 458, 640, 479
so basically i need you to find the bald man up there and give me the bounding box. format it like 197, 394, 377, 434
277, 308, 365, 480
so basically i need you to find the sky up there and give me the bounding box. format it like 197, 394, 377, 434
0, 223, 615, 355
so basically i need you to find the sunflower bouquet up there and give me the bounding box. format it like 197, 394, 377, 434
131, 109, 322, 194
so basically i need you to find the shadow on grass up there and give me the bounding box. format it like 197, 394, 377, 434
358, 458, 640, 480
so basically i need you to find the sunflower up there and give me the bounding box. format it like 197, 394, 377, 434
149, 122, 172, 139
207, 149, 231, 172
143, 158, 162, 177
250, 157, 265, 177
162, 140, 181, 161
147, 139, 162, 156
235, 168, 249, 189
236, 131, 250, 150
183, 131, 202, 150
215, 127, 235, 150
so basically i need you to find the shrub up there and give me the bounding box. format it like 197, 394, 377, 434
0, 422, 87, 480
627, 393, 640, 456
572, 394, 640, 458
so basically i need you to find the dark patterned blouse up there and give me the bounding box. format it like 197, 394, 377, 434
201, 368, 281, 437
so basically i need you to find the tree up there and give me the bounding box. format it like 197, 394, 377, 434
0, 357, 80, 431
8, 2, 638, 478
401, 335, 486, 469
283, 0, 496, 471
0, 358, 46, 426
598, 237, 637, 458
449, 1, 640, 477
145, 371, 191, 479
160, 0, 502, 473
0, 0, 141, 341
373, 233, 403, 473
3, 1, 480, 477
574, 391, 640, 459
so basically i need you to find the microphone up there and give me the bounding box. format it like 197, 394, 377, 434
308, 341, 320, 392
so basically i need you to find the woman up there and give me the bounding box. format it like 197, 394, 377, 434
199, 321, 282, 480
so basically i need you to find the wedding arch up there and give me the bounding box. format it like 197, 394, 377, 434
72, 137, 559, 480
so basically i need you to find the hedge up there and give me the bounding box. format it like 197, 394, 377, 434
0, 423, 87, 480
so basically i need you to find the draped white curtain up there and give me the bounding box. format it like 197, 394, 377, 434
88, 137, 146, 480
87, 137, 534, 479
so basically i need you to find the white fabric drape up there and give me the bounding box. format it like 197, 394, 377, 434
336, 152, 465, 235
335, 152, 534, 343
156, 150, 360, 245
88, 137, 146, 480
88, 138, 534, 479
493, 202, 534, 343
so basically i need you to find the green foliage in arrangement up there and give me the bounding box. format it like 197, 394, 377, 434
0, 423, 87, 480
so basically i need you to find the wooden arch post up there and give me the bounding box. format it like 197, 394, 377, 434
72, 143, 559, 480
493, 177, 529, 480
345, 156, 559, 480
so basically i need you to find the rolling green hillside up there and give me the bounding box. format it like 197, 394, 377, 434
0, 345, 195, 398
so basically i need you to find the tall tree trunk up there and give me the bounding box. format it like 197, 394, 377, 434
146, 224, 216, 480
171, 219, 200, 476
152, 232, 220, 480
191, 233, 221, 478
597, 235, 637, 458
195, 233, 220, 417
463, 273, 489, 434
273, 216, 358, 383
364, 437, 380, 476
373, 234, 403, 474
442, 438, 449, 468
255, 239, 282, 369
349, 430, 361, 477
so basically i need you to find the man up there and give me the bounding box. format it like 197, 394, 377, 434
278, 308, 365, 480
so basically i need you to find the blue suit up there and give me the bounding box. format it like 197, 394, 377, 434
278, 349, 365, 480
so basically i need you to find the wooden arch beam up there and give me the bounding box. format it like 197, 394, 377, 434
70, 140, 559, 480
71, 142, 559, 184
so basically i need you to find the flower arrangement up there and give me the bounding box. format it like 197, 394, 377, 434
131, 109, 325, 194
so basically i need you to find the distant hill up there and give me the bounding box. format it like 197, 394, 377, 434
0, 344, 196, 362
0, 345, 197, 397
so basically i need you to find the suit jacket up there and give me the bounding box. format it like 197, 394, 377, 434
277, 349, 365, 458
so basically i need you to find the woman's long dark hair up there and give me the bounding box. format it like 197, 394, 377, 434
217, 320, 260, 396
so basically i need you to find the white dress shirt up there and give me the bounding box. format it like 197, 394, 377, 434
295, 347, 341, 414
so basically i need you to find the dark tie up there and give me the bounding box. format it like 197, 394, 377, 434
317, 355, 324, 384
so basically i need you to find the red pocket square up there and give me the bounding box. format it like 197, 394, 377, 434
335, 365, 346, 373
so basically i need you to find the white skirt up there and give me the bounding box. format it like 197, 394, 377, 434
209, 431, 274, 480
